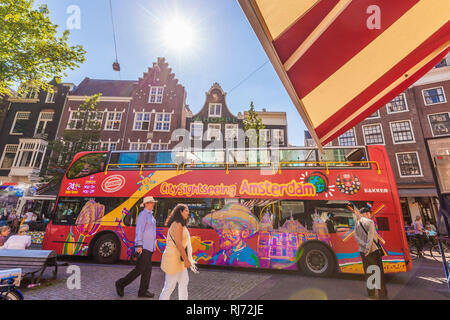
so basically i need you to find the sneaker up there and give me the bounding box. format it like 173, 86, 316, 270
115, 280, 124, 297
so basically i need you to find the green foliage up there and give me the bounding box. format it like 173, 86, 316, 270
0, 0, 86, 96
47, 94, 102, 181
243, 101, 265, 147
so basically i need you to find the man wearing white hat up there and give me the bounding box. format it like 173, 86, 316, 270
116, 196, 157, 298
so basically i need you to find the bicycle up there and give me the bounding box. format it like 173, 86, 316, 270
407, 233, 450, 262
0, 269, 24, 300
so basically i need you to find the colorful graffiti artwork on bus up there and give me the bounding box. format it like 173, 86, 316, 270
299, 171, 335, 198
63, 200, 105, 256
202, 204, 260, 268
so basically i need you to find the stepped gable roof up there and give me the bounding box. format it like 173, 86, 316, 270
71, 77, 137, 97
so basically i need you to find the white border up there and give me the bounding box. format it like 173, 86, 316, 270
386, 93, 409, 114
133, 112, 152, 131
389, 120, 415, 144
148, 86, 164, 104
206, 123, 221, 141
422, 86, 447, 106
362, 123, 385, 145
9, 112, 31, 135
190, 122, 204, 140
338, 127, 357, 146
208, 103, 222, 117
366, 110, 380, 119
427, 111, 450, 137
395, 151, 423, 178
0, 144, 18, 169
104, 110, 123, 131
153, 112, 171, 132
34, 111, 54, 136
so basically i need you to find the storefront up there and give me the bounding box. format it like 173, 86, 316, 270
398, 188, 439, 227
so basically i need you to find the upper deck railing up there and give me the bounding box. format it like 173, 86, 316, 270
104, 147, 381, 175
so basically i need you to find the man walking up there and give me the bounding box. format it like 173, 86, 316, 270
116, 197, 157, 298
354, 207, 388, 300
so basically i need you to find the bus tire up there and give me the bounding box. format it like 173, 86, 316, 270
92, 233, 121, 264
297, 243, 336, 277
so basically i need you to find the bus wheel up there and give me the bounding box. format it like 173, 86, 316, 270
93, 234, 120, 264
298, 243, 336, 277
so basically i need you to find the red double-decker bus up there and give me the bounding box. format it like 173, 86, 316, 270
42, 146, 411, 277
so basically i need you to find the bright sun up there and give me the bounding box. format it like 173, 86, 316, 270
162, 16, 195, 53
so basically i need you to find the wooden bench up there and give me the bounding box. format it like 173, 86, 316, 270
0, 250, 59, 284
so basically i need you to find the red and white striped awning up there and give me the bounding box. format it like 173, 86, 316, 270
238, 0, 450, 147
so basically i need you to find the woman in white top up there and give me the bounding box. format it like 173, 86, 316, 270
159, 204, 198, 300
1, 224, 31, 250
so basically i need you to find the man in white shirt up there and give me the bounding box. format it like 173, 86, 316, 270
1, 224, 31, 250
354, 207, 388, 300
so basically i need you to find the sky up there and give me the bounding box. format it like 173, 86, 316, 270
36, 0, 307, 146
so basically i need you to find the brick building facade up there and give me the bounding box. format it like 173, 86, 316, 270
55, 58, 188, 152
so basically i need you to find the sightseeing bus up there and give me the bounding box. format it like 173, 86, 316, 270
42, 146, 412, 277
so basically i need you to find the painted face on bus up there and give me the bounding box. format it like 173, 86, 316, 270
219, 228, 252, 250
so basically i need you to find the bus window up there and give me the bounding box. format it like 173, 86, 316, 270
67, 153, 108, 179
54, 197, 126, 225
307, 200, 357, 233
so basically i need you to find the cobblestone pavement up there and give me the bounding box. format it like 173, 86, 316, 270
21, 256, 449, 300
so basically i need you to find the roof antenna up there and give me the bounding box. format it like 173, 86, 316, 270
109, 0, 121, 77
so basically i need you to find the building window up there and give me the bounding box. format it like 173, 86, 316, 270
129, 142, 148, 151
259, 129, 270, 144
149, 86, 164, 104
0, 145, 18, 169
45, 88, 57, 103
105, 111, 122, 131
363, 124, 384, 145
154, 113, 171, 131
390, 120, 415, 143
10, 112, 31, 135
338, 128, 357, 146
208, 103, 222, 117
133, 112, 151, 131
225, 124, 238, 141
18, 84, 39, 100
206, 124, 221, 140
428, 112, 450, 136
386, 94, 408, 113
272, 129, 285, 144
101, 141, 118, 151
67, 110, 103, 130
367, 110, 380, 119
423, 87, 446, 105
34, 111, 54, 136
396, 152, 422, 177
151, 143, 169, 150
13, 140, 47, 169
435, 58, 448, 68
190, 122, 203, 140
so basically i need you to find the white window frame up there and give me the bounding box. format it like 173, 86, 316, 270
395, 152, 423, 178
151, 143, 169, 150
66, 110, 104, 130
272, 129, 285, 144
362, 123, 385, 145
225, 124, 239, 141
367, 110, 380, 119
422, 86, 447, 106
338, 128, 357, 146
208, 103, 222, 117
386, 93, 409, 114
129, 142, 148, 151
154, 113, 171, 132
428, 112, 450, 137
259, 129, 270, 144
190, 122, 204, 140
0, 144, 19, 169
389, 120, 415, 144
34, 111, 54, 136
101, 140, 119, 151
104, 111, 123, 131
10, 112, 31, 135
133, 112, 152, 131
206, 123, 222, 141
148, 86, 164, 104
18, 84, 39, 100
